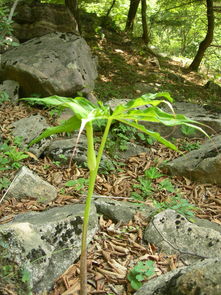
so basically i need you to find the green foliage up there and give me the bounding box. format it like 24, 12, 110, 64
131, 166, 177, 200
132, 178, 153, 201
0, 177, 11, 190
181, 125, 196, 137
65, 178, 88, 191
81, 0, 128, 30
21, 268, 31, 284
153, 195, 198, 217
48, 108, 63, 118
158, 178, 175, 193
0, 138, 29, 171
98, 158, 115, 174
52, 160, 61, 167
0, 91, 10, 104
180, 140, 201, 151
144, 167, 163, 179
127, 260, 155, 290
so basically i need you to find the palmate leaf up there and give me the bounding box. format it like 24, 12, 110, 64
29, 115, 81, 146
23, 96, 97, 119
112, 92, 173, 116
114, 106, 196, 125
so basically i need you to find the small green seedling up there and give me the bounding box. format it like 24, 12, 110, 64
0, 91, 10, 104
52, 161, 61, 167
145, 167, 163, 179
132, 178, 153, 201
180, 141, 201, 151
0, 177, 11, 190
0, 139, 29, 170
22, 92, 206, 295
127, 260, 155, 290
65, 178, 88, 191
158, 178, 175, 193
181, 125, 196, 137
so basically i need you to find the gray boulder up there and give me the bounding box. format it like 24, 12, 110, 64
165, 135, 221, 185
13, 1, 79, 41
0, 80, 19, 103
94, 197, 154, 223
144, 209, 221, 264
0, 203, 98, 293
135, 258, 221, 295
5, 166, 57, 203
45, 134, 88, 166
0, 32, 97, 97
12, 114, 52, 157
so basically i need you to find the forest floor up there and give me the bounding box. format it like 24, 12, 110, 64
0, 29, 221, 295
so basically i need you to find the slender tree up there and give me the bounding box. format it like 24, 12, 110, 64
188, 0, 214, 71
141, 0, 149, 43
125, 0, 141, 31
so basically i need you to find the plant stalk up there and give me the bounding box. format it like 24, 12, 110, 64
80, 119, 113, 295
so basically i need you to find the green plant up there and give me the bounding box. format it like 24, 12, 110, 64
12, 136, 24, 148
49, 108, 63, 118
180, 140, 201, 151
158, 178, 175, 193
0, 156, 10, 171
4, 147, 29, 169
22, 92, 205, 295
0, 177, 11, 190
153, 195, 199, 217
58, 154, 68, 161
0, 140, 29, 170
65, 178, 88, 191
131, 167, 164, 201
52, 160, 61, 167
0, 91, 10, 104
181, 125, 196, 137
127, 260, 155, 290
144, 167, 163, 179
132, 178, 153, 201
137, 132, 156, 145
98, 158, 115, 174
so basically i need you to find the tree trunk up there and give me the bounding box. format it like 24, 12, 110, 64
125, 0, 141, 32
188, 0, 214, 71
141, 0, 149, 44
65, 0, 81, 34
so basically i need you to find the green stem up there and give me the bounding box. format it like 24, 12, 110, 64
80, 119, 113, 295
